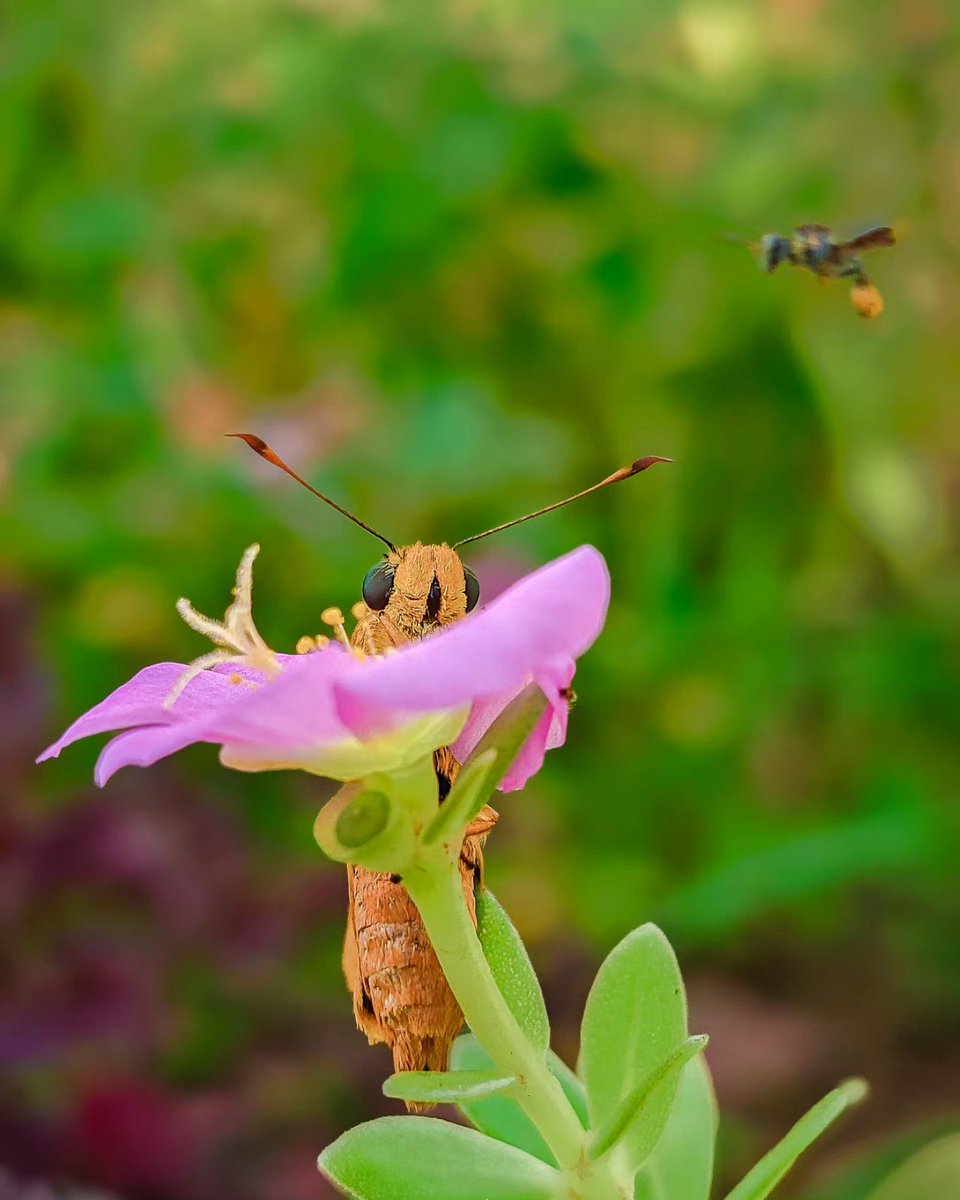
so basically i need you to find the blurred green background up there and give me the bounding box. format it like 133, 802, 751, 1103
3, 1, 959, 1197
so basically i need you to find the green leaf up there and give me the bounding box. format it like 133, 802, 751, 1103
450, 1034, 587, 1166
547, 1048, 590, 1130
476, 890, 550, 1051
382, 1068, 515, 1104
318, 1116, 562, 1200
588, 1035, 708, 1160
868, 1133, 960, 1200
723, 1078, 868, 1200
423, 749, 497, 848
579, 924, 689, 1176
635, 1057, 718, 1200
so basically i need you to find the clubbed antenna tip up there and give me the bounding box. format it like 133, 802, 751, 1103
227, 433, 396, 551
229, 432, 271, 457
454, 454, 673, 548
626, 455, 673, 477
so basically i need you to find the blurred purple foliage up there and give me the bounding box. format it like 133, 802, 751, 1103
1, 589, 361, 1199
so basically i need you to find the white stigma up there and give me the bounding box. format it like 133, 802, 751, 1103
164, 544, 281, 708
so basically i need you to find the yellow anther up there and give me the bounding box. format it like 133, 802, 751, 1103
315, 634, 330, 649
321, 606, 351, 650
351, 600, 368, 620
296, 636, 316, 655
229, 673, 243, 685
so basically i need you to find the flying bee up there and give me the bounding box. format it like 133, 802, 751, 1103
753, 223, 896, 318
231, 433, 667, 1098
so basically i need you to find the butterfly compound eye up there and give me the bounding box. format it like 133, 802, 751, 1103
463, 566, 480, 613
362, 562, 395, 611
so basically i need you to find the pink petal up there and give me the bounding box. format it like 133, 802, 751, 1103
189, 651, 353, 748
334, 545, 608, 728
94, 725, 217, 786
452, 660, 575, 792
38, 545, 610, 791
39, 652, 360, 782
37, 664, 237, 763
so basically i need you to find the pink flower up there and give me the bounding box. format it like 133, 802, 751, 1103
38, 546, 610, 793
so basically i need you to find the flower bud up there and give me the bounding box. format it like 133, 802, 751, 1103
314, 779, 416, 872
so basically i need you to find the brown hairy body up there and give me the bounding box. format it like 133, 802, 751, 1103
344, 798, 497, 1076
343, 542, 497, 1090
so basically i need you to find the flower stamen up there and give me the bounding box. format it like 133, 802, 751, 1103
165, 544, 280, 708
321, 606, 352, 652
296, 634, 332, 655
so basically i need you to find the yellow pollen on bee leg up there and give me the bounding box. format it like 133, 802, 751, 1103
850, 282, 883, 318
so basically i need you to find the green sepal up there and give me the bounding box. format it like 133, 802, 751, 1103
239, 709, 466, 790
375, 756, 448, 826
423, 749, 497, 849
588, 1034, 708, 1161
382, 1069, 516, 1104
476, 889, 550, 1052
317, 1115, 562, 1200
723, 1078, 868, 1200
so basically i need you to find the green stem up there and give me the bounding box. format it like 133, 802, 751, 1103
405, 851, 625, 1200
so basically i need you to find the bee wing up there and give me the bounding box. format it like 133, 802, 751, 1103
722, 232, 760, 252
841, 226, 896, 253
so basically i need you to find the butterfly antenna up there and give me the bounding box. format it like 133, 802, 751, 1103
228, 433, 396, 551
454, 456, 671, 548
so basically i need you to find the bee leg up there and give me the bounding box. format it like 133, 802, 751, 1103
838, 257, 868, 285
